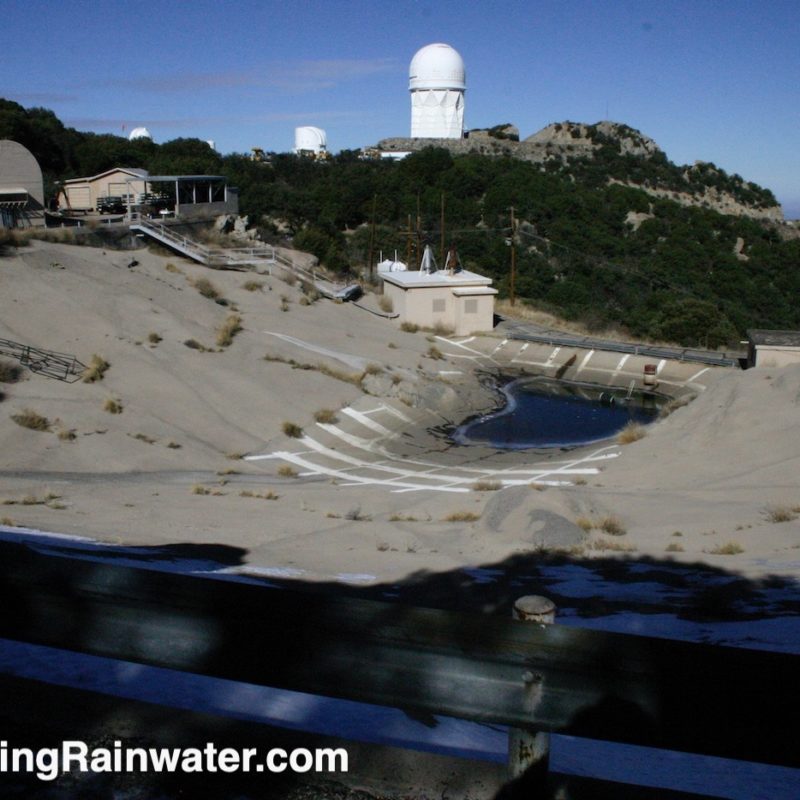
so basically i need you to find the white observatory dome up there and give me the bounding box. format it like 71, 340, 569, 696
409, 43, 465, 139
294, 126, 327, 154
409, 43, 465, 91
128, 127, 152, 142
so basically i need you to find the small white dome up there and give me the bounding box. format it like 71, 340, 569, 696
128, 127, 152, 141
409, 43, 465, 91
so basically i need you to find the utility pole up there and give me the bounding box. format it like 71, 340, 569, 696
406, 213, 413, 268
509, 206, 516, 307
367, 194, 377, 279
416, 193, 422, 269
440, 192, 445, 267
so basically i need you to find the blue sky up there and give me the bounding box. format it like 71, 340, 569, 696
3, 0, 799, 215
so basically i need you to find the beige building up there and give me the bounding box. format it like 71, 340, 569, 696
0, 140, 45, 228
382, 268, 497, 336
746, 330, 800, 368
58, 167, 149, 211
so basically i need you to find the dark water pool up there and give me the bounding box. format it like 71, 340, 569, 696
454, 376, 664, 449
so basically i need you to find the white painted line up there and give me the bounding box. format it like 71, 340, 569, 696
438, 370, 463, 375
375, 403, 412, 423
656, 359, 667, 375
544, 347, 561, 367
264, 332, 368, 370
576, 350, 595, 373
611, 354, 630, 379
686, 366, 710, 383
491, 339, 508, 355
520, 343, 529, 353
340, 407, 394, 436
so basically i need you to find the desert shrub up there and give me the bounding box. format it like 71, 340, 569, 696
147, 332, 162, 344
216, 314, 243, 347
426, 345, 444, 360
314, 408, 338, 424
599, 515, 626, 535
378, 295, 394, 313
400, 321, 419, 333
443, 510, 481, 522
11, 409, 50, 431
242, 280, 264, 292
277, 465, 298, 477
708, 541, 744, 555
57, 428, 77, 441
184, 339, 209, 351
0, 360, 22, 383
617, 422, 646, 444
472, 480, 501, 491
282, 421, 303, 438
103, 398, 123, 414
82, 354, 110, 383
764, 505, 798, 523
164, 262, 183, 274
575, 516, 594, 532
193, 277, 221, 300
666, 543, 684, 552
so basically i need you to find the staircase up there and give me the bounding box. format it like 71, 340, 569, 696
130, 219, 276, 271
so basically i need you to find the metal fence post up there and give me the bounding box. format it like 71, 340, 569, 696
508, 595, 556, 793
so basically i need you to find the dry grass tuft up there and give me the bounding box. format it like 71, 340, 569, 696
191, 485, 211, 495
104, 397, 123, 414
345, 506, 372, 522
164, 262, 183, 274
598, 515, 626, 536
590, 538, 637, 552
216, 313, 243, 347
764, 505, 798, 523
147, 332, 162, 344
443, 510, 481, 523
130, 433, 157, 444
82, 355, 110, 383
472, 480, 501, 492
400, 321, 419, 333
57, 428, 77, 441
282, 421, 303, 438
242, 280, 264, 292
226, 452, 244, 460
426, 345, 444, 360
378, 295, 394, 313
166, 441, 182, 449
239, 490, 279, 500
314, 408, 338, 424
575, 516, 594, 532
0, 360, 23, 383
184, 338, 210, 352
11, 408, 50, 431
617, 422, 646, 445
277, 465, 298, 478
389, 513, 419, 522
708, 541, 744, 555
666, 543, 685, 553
193, 277, 221, 300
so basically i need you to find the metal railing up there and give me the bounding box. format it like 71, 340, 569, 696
130, 218, 276, 270
503, 322, 744, 367
0, 541, 796, 796
0, 338, 86, 382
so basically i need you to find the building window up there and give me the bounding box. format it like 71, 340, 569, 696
432, 298, 446, 313
464, 298, 478, 314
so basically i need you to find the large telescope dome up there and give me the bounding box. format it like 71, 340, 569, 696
409, 43, 465, 91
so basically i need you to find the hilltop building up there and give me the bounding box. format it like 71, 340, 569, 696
0, 140, 45, 228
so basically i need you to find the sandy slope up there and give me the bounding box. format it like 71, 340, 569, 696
1, 238, 798, 581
